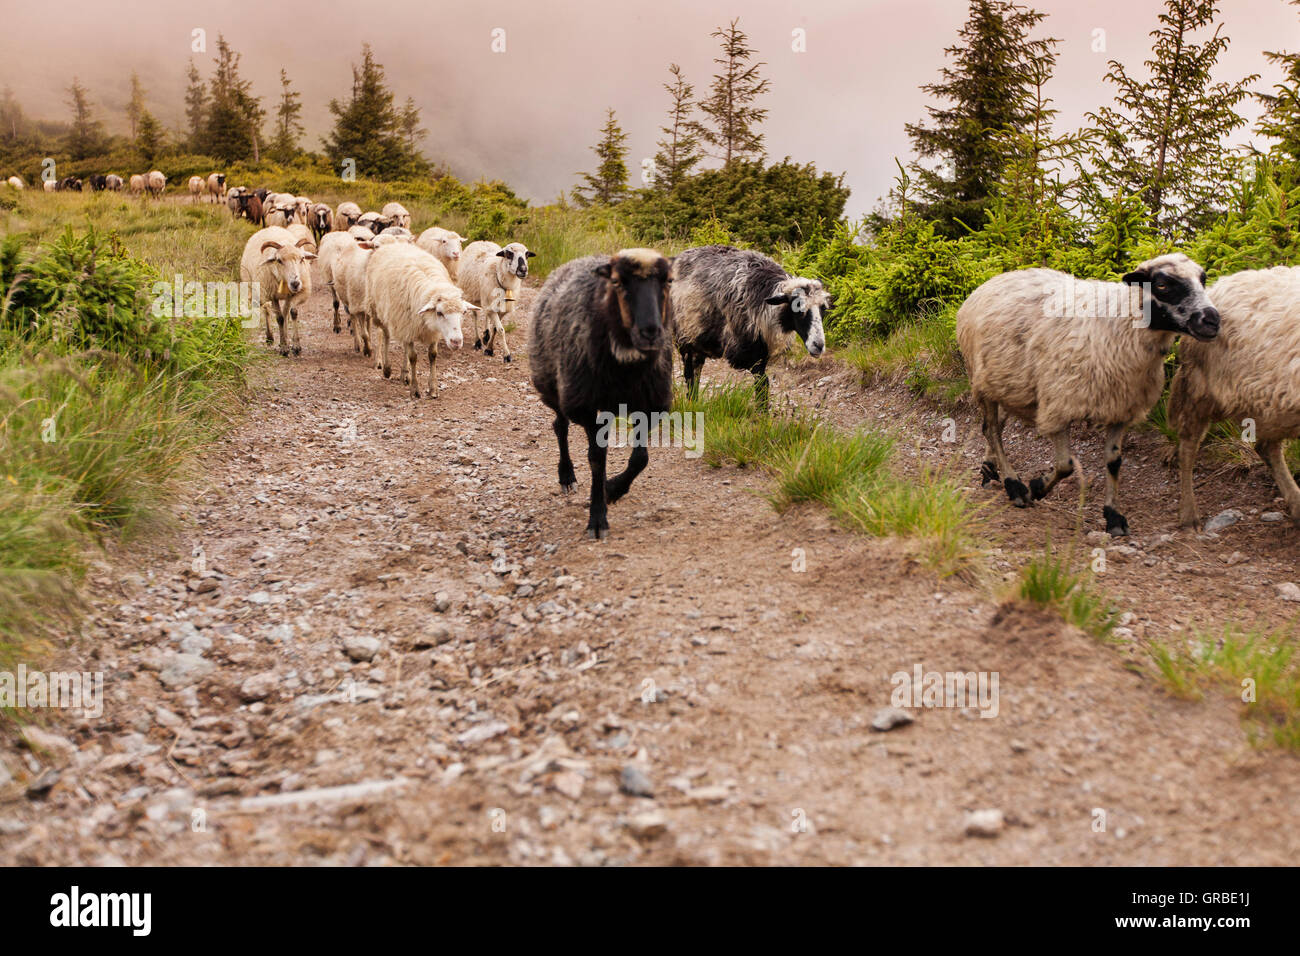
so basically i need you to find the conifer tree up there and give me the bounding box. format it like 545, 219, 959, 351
696, 19, 770, 166
652, 64, 703, 190
573, 108, 629, 206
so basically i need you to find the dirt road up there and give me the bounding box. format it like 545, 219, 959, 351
3, 283, 1298, 865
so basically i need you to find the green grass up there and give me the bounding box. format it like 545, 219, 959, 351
0, 212, 252, 685
1012, 544, 1120, 641
836, 304, 968, 406
1148, 623, 1300, 750
673, 383, 984, 575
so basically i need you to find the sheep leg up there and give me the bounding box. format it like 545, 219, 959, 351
400, 341, 412, 388
275, 301, 290, 357
750, 359, 770, 410
262, 302, 276, 345
1257, 440, 1300, 522
331, 288, 341, 334
472, 310, 483, 350
1102, 423, 1129, 536
980, 398, 1027, 506
377, 324, 391, 378
289, 305, 302, 356
1176, 421, 1209, 529
1029, 430, 1078, 501
606, 431, 649, 504
404, 342, 421, 398
426, 343, 439, 399
582, 419, 610, 539
490, 311, 511, 362
681, 350, 701, 397
554, 414, 576, 492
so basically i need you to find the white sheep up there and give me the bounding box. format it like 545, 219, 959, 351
187, 176, 204, 203
335, 201, 362, 231
415, 227, 465, 279
365, 243, 478, 398
286, 223, 317, 255
239, 226, 317, 356
458, 240, 534, 362
206, 173, 227, 203
1171, 265, 1300, 528
381, 202, 411, 230
956, 253, 1219, 536
129, 174, 145, 196
6, 175, 24, 190
146, 170, 166, 197
43, 179, 56, 193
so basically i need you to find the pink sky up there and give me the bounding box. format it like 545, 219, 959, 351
1, 0, 1296, 216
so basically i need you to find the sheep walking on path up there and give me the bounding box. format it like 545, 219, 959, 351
458, 241, 534, 362
1171, 265, 1300, 529
956, 253, 1219, 536
239, 226, 317, 357
530, 249, 673, 540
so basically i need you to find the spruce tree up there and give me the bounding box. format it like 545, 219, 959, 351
201, 37, 264, 164
184, 61, 207, 152
652, 64, 703, 190
125, 72, 146, 143
1256, 1, 1300, 166
324, 45, 426, 180
1087, 0, 1257, 236
905, 0, 1057, 233
573, 108, 629, 206
137, 110, 163, 163
697, 19, 770, 166
270, 69, 304, 164
65, 78, 104, 160
398, 97, 426, 155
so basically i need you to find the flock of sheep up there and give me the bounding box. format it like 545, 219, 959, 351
5, 169, 1298, 541
3, 170, 170, 195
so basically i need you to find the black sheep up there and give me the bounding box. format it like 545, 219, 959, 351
529, 249, 673, 539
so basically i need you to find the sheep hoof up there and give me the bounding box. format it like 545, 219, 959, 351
586, 525, 609, 540
292, 346, 301, 356
503, 355, 512, 363
383, 366, 392, 379
279, 348, 290, 357
1029, 477, 1047, 501
484, 348, 494, 357
1104, 506, 1130, 537
979, 462, 999, 486
265, 335, 274, 345
1003, 477, 1030, 508
473, 339, 482, 350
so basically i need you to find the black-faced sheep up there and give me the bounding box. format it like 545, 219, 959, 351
956, 253, 1219, 536
239, 226, 317, 357
364, 243, 477, 399
307, 203, 334, 243
458, 240, 533, 362
334, 201, 362, 231
88, 174, 107, 192
671, 245, 827, 408
529, 249, 674, 540
1171, 265, 1300, 529
206, 173, 226, 203
381, 202, 411, 230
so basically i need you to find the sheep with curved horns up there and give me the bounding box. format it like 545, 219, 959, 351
956, 253, 1220, 536
365, 242, 477, 399
671, 245, 827, 408
530, 249, 674, 540
458, 240, 534, 362
416, 227, 464, 279
1171, 265, 1300, 530
239, 226, 317, 357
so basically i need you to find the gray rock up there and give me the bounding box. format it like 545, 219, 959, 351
871, 707, 914, 732
1204, 509, 1243, 533
964, 808, 1004, 837
1276, 582, 1300, 603
158, 652, 214, 689
239, 672, 278, 702
456, 720, 509, 745
342, 635, 381, 662
1261, 511, 1286, 523
628, 810, 669, 840
179, 633, 212, 656
246, 591, 272, 606
434, 592, 452, 613
620, 764, 655, 798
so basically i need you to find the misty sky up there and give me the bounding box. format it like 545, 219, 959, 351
1, 0, 1297, 217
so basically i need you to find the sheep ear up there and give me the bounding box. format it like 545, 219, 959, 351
765, 294, 791, 305
496, 249, 510, 258
525, 251, 536, 258
594, 262, 613, 279
464, 303, 482, 312
417, 300, 441, 316
1122, 270, 1148, 286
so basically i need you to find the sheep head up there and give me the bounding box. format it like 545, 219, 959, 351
417, 294, 476, 350
595, 248, 672, 357
495, 242, 535, 280
260, 240, 314, 295
765, 277, 829, 356
1122, 253, 1219, 342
